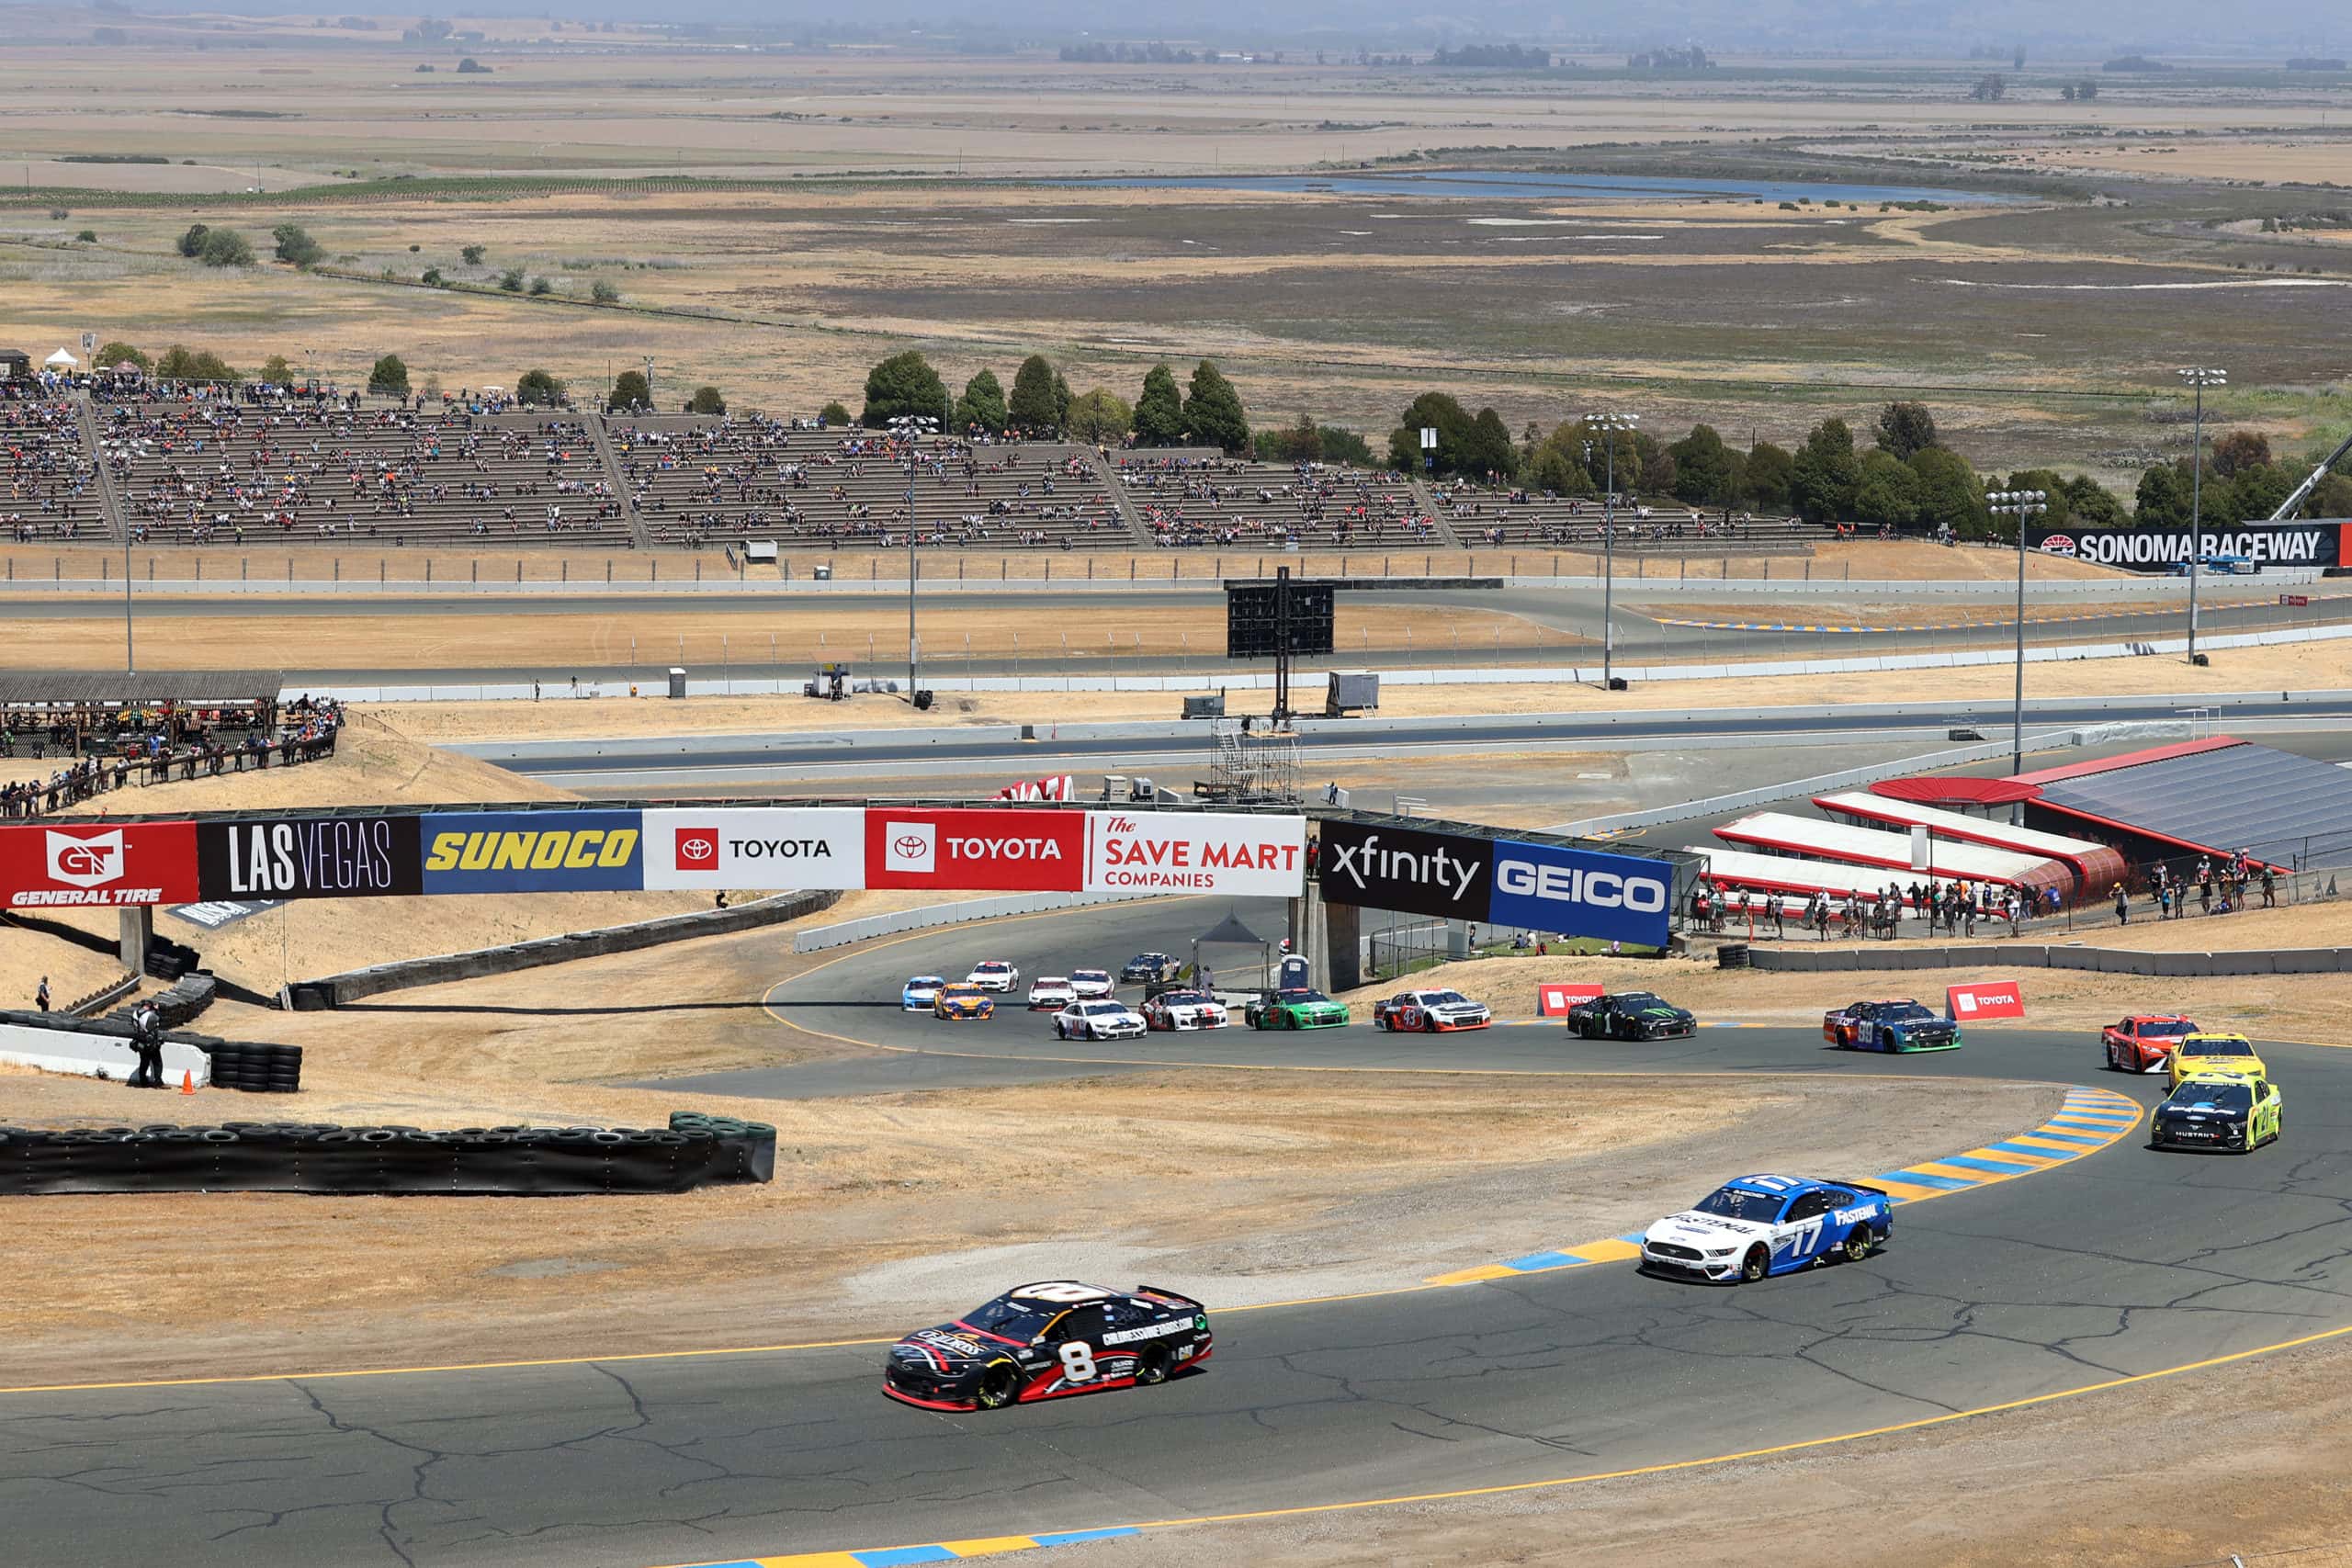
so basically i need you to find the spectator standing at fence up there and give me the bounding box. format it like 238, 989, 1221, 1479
2159, 883, 2174, 920
2199, 878, 2213, 916
2262, 866, 2277, 908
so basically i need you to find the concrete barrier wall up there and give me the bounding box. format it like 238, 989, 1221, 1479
1747, 942, 2350, 977
0, 1019, 211, 1086
290, 888, 840, 1009
791, 889, 1168, 953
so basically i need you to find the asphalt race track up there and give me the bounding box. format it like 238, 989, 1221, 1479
6, 897, 2350, 1568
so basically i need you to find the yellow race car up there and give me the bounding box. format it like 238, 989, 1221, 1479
933, 983, 996, 1021
2166, 1031, 2264, 1089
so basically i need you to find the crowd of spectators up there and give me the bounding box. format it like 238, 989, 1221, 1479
1118, 455, 1435, 548
0, 699, 342, 819
3, 399, 99, 542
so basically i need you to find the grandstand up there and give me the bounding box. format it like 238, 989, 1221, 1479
1116, 453, 1443, 549
2, 398, 104, 543
1430, 479, 1815, 552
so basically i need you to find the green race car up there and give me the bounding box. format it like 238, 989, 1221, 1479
1246, 987, 1351, 1030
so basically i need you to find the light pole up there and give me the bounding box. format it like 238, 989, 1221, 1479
122, 525, 133, 673
889, 413, 937, 704
1585, 411, 1637, 689
1986, 488, 2048, 787
2178, 367, 2225, 665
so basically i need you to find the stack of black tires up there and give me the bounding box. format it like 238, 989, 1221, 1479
198, 1042, 304, 1094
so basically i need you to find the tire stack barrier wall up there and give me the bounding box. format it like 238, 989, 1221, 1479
288, 889, 839, 1010
107, 972, 217, 1032
197, 1041, 303, 1094
0, 1009, 297, 1093
1743, 942, 2352, 977
0, 1111, 774, 1195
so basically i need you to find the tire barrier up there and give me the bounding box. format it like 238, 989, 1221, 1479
194, 1041, 303, 1095
0, 1009, 298, 1093
107, 972, 216, 1033
0, 1111, 775, 1195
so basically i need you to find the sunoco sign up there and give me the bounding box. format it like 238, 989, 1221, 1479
2032, 522, 2347, 572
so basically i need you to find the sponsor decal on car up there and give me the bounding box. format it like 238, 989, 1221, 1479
197, 817, 424, 900
421, 810, 646, 893
1100, 1318, 1196, 1347
0, 822, 200, 908
641, 807, 867, 889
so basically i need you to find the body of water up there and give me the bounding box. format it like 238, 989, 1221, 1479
1038, 168, 2020, 205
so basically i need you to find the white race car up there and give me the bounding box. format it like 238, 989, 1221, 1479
1027, 976, 1077, 1010
1372, 987, 1492, 1032
901, 975, 946, 1011
1069, 968, 1115, 1000
1141, 988, 1229, 1031
966, 960, 1020, 993
1053, 999, 1147, 1041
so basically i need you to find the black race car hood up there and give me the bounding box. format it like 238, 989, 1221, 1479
1638, 1007, 1694, 1022
892, 1324, 1023, 1368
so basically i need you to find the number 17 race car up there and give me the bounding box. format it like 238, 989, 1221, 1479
883, 1281, 1214, 1410
1639, 1174, 1893, 1284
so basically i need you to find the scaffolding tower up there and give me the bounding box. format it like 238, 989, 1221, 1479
1196, 717, 1302, 804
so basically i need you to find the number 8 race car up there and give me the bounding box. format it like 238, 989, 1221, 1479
1372, 988, 1492, 1032
883, 1281, 1213, 1410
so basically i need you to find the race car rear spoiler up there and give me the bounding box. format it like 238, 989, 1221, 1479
1827, 1181, 1891, 1200
1136, 1283, 1204, 1310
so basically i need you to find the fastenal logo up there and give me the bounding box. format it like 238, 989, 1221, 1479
47, 829, 125, 887
885, 821, 937, 874
673, 826, 720, 869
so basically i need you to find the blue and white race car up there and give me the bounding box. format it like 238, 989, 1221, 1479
902, 975, 947, 1011
1639, 1174, 1894, 1283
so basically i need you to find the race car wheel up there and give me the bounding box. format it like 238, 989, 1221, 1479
1055, 1021, 1069, 1039
1424, 1014, 1440, 1033
2103, 1043, 2117, 1071
1841, 1228, 1873, 1264
974, 1361, 1019, 1410
1135, 1346, 1173, 1386
1739, 1246, 1770, 1283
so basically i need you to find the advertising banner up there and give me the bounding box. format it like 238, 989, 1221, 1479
2030, 521, 2347, 572
1536, 983, 1604, 1018
640, 807, 865, 890
168, 899, 284, 930
198, 817, 424, 900
1486, 838, 1675, 950
422, 811, 646, 894
1314, 818, 1494, 922
1946, 981, 2025, 1021
864, 807, 1086, 892
0, 821, 200, 908
1084, 811, 1307, 897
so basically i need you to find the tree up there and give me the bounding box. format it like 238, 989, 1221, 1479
1875, 400, 1939, 460
1182, 361, 1250, 455
861, 350, 948, 428
1853, 451, 1922, 526
1744, 441, 1794, 511
75, 229, 96, 243
198, 228, 253, 267
2305, 472, 2352, 518
2229, 463, 2294, 522
367, 354, 410, 397
2211, 429, 2272, 479
590, 279, 619, 304
1667, 423, 1736, 503
1319, 425, 1376, 466
175, 223, 209, 258
608, 368, 650, 412
1053, 370, 1072, 433
260, 354, 293, 382
956, 368, 1007, 434
1387, 390, 1473, 474
1007, 355, 1059, 434
2001, 468, 2075, 530
460, 243, 487, 265
1257, 414, 1324, 464
1790, 418, 1860, 522
271, 222, 324, 267
499, 268, 525, 293
1907, 446, 1987, 536
1066, 388, 1131, 445
155, 344, 237, 382
2063, 474, 2130, 528
456, 56, 490, 73
420, 267, 443, 286
1464, 407, 1519, 479
527, 275, 552, 296
1528, 442, 1591, 496
2134, 463, 2190, 527
94, 341, 149, 371
515, 367, 566, 406
820, 400, 853, 427
688, 385, 727, 414
1133, 363, 1185, 446
1970, 73, 2007, 102
2076, 77, 2098, 100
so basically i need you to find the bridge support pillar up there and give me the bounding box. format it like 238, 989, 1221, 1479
1320, 893, 1362, 994
119, 906, 153, 975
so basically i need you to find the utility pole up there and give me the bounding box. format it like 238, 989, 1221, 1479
2177, 367, 2226, 666
1585, 410, 1637, 690
1986, 488, 2048, 796
888, 412, 937, 705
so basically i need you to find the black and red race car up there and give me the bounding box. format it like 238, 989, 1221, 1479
882, 1280, 1213, 1411
2102, 1013, 2199, 1074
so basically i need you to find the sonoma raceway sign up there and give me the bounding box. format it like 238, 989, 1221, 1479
2032, 521, 2348, 571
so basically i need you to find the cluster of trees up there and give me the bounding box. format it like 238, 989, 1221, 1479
1628, 46, 1713, 70
2132, 431, 2352, 527
856, 352, 1255, 454
1969, 73, 2007, 101
1058, 41, 1203, 63
1429, 44, 1552, 69
175, 223, 252, 268
2059, 79, 2100, 100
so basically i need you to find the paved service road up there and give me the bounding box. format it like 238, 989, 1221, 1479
6, 897, 2349, 1568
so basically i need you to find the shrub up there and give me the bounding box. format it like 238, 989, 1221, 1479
527, 275, 552, 296
820, 400, 853, 426
271, 222, 324, 267
155, 344, 237, 381
687, 385, 726, 414
367, 353, 410, 397
590, 279, 619, 304
499, 268, 524, 292
75, 229, 96, 243
198, 228, 254, 267
175, 223, 210, 258
607, 369, 650, 412
420, 266, 444, 286
516, 368, 566, 404
460, 243, 486, 265
95, 342, 150, 370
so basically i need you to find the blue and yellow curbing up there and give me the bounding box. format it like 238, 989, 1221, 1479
1425, 1085, 2143, 1285
666, 1526, 1143, 1568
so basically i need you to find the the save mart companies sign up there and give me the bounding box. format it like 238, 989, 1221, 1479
2030, 521, 2348, 571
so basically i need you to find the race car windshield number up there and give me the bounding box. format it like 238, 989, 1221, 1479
1692, 1188, 1782, 1223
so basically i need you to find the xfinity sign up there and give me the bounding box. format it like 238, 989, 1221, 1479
1486, 839, 1673, 949
1315, 818, 1493, 922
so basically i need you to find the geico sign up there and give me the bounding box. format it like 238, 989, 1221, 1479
1495, 857, 1668, 912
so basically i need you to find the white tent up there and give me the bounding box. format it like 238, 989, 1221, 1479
43, 347, 78, 369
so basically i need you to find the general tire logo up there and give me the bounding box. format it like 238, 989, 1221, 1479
674, 827, 719, 869
47, 829, 124, 887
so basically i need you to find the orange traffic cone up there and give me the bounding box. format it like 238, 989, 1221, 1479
179, 1069, 195, 1095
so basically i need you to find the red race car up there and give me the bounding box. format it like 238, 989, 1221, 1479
2102, 1014, 2199, 1074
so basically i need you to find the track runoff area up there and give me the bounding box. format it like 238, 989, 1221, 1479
7, 805, 2346, 1568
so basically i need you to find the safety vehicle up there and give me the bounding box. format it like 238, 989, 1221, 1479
2167, 1031, 2265, 1089
1372, 987, 1492, 1032
2150, 1071, 2282, 1153
1140, 988, 1229, 1031
1026, 976, 1076, 1011
901, 976, 946, 1012
1246, 987, 1351, 1030
1053, 999, 1147, 1041
933, 983, 994, 1021
966, 959, 1021, 993
2102, 1013, 2199, 1074
1822, 998, 1962, 1053
1069, 968, 1116, 1000
883, 1280, 1213, 1411
1566, 990, 1698, 1040
1640, 1174, 1894, 1283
